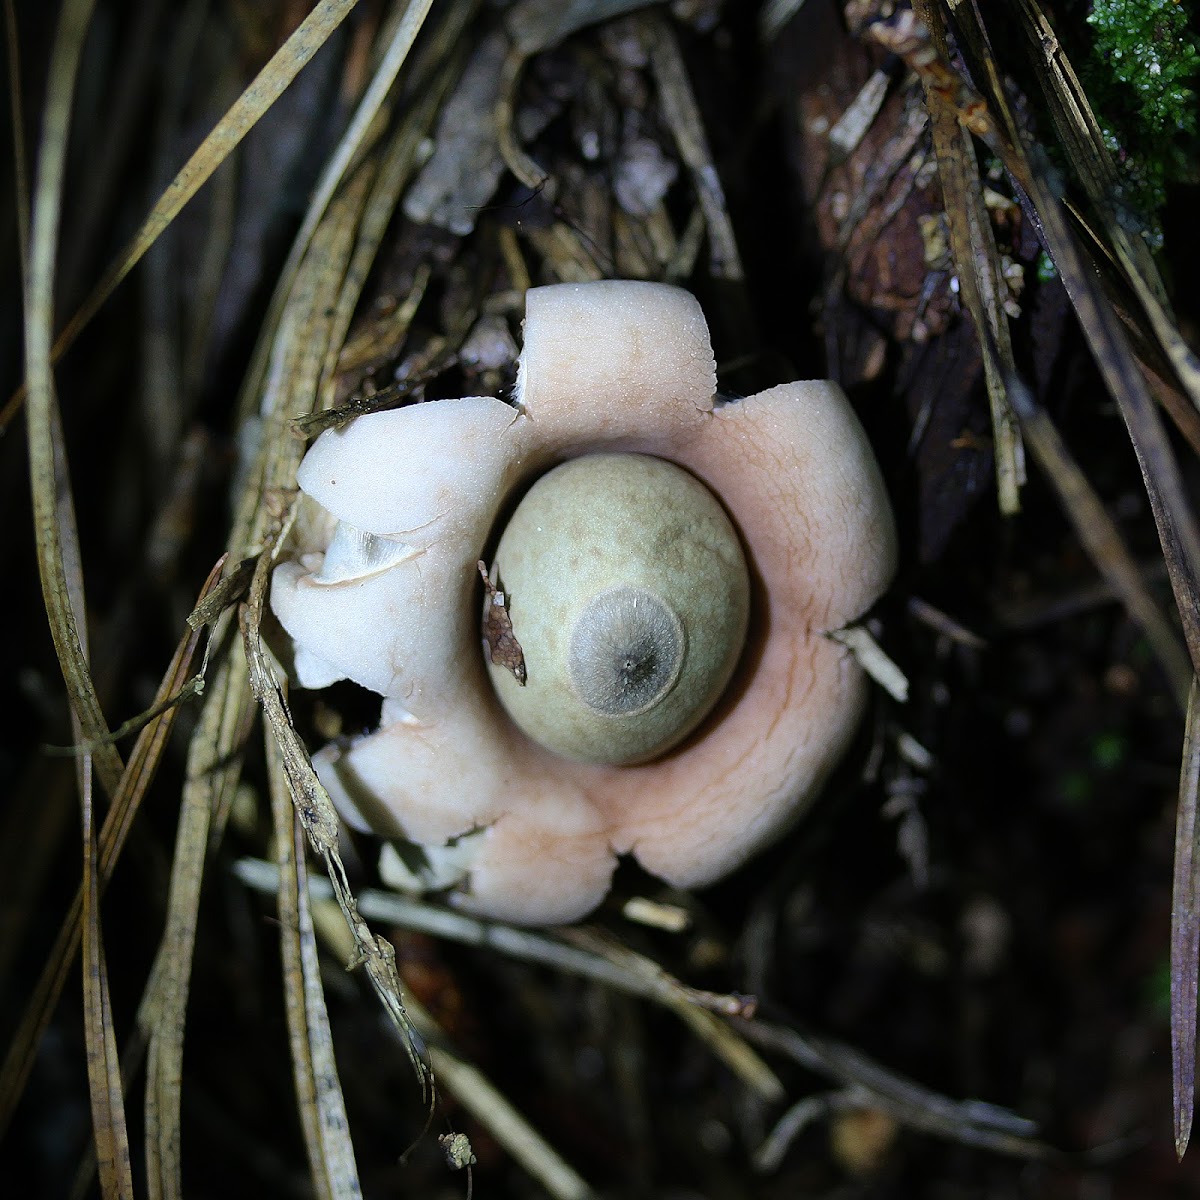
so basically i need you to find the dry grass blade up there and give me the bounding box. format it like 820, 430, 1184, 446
865, 9, 1200, 673
238, 858, 1047, 1167
645, 13, 743, 282
240, 525, 431, 1099
205, 8, 451, 1128
61, 0, 362, 355
298, 0, 438, 268
1029, 198, 1200, 677
1172, 680, 1200, 1157
312, 55, 461, 412
186, 557, 256, 630
1, 0, 49, 998
495, 0, 660, 224
916, 0, 1200, 1156
144, 584, 253, 1200
23, 0, 133, 1191
877, 6, 1200, 670
739, 1020, 1047, 1160
496, 43, 554, 192
972, 52, 1200, 1146
3, 0, 28, 256
561, 928, 783, 1101
269, 739, 362, 1198
1005, 373, 1192, 709
1012, 0, 1200, 417
1111, 255, 1200, 425
0, 0, 363, 435
505, 0, 654, 52
230, 860, 783, 1105
911, 0, 1024, 515
23, 0, 121, 796
80, 753, 134, 1200
867, 5, 1200, 1158
235, 0, 441, 428
311, 902, 595, 1200
145, 737, 222, 1196
228, 158, 375, 553
413, 1007, 594, 1200
493, 43, 605, 283
0, 562, 217, 1143
233, 71, 416, 537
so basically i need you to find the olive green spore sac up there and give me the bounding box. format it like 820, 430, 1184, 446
485, 453, 750, 765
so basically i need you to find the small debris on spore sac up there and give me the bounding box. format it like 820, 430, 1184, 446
479, 560, 527, 685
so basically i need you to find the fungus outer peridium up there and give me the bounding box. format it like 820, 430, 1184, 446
269, 280, 897, 924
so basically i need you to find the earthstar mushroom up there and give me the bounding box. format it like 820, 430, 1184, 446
270, 280, 897, 924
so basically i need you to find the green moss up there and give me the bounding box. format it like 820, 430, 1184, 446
1083, 0, 1200, 245
1035, 250, 1059, 283
1088, 0, 1199, 135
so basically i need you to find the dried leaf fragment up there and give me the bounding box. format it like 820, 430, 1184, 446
479, 560, 526, 684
